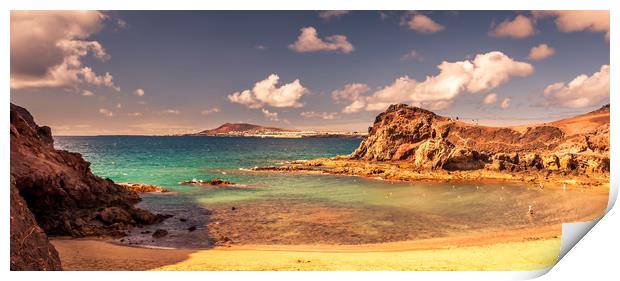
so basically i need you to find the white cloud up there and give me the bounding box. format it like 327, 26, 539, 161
255, 45, 268, 50
500, 98, 511, 109
483, 93, 498, 105
403, 13, 445, 33
534, 11, 610, 41
79, 67, 118, 90
331, 83, 371, 103
10, 11, 120, 91
300, 111, 338, 120
82, 90, 95, 96
228, 90, 262, 108
379, 12, 391, 20
116, 103, 122, 109
544, 64, 609, 108
261, 108, 279, 121
288, 27, 354, 54
340, 51, 533, 113
128, 112, 142, 117
318, 11, 350, 20
228, 74, 308, 108
116, 18, 128, 29
164, 109, 180, 114
489, 15, 535, 39
528, 43, 555, 60
466, 51, 534, 93
201, 107, 221, 115
134, 88, 145, 96
400, 49, 423, 61
98, 108, 114, 117
343, 100, 368, 114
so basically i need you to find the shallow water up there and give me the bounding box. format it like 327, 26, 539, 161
56, 136, 608, 248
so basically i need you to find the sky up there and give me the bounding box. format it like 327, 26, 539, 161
10, 10, 610, 135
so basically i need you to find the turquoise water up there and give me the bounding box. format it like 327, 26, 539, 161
55, 136, 607, 248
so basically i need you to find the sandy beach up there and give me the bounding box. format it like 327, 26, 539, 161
51, 226, 562, 271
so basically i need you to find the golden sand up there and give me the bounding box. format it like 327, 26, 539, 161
51, 226, 561, 271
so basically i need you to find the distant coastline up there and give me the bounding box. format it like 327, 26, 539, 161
55, 133, 366, 139
183, 122, 367, 138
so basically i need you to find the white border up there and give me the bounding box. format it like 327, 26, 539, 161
2, 1, 617, 280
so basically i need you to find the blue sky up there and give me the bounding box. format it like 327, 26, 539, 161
10, 11, 610, 135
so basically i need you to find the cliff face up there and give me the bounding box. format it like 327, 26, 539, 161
10, 176, 62, 270
351, 104, 609, 174
10, 103, 166, 240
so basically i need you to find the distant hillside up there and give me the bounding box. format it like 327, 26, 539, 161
191, 123, 295, 136
548, 104, 610, 136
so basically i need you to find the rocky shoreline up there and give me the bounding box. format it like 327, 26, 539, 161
118, 182, 170, 193
252, 104, 610, 188
252, 157, 609, 188
10, 103, 169, 270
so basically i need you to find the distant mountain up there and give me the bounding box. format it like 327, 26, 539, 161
190, 123, 295, 136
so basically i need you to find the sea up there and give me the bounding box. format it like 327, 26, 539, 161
55, 136, 608, 248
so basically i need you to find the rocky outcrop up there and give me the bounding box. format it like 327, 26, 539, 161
10, 176, 62, 271
350, 104, 609, 175
10, 103, 167, 239
118, 182, 169, 193
179, 178, 234, 186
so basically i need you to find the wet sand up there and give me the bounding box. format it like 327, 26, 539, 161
51, 226, 561, 270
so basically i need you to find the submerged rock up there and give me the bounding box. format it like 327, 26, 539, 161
179, 178, 234, 186
118, 182, 169, 193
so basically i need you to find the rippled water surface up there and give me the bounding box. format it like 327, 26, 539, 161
55, 136, 608, 248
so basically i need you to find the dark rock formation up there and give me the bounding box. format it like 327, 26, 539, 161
152, 229, 168, 238
10, 103, 167, 239
350, 104, 610, 174
179, 178, 234, 186
10, 176, 62, 271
